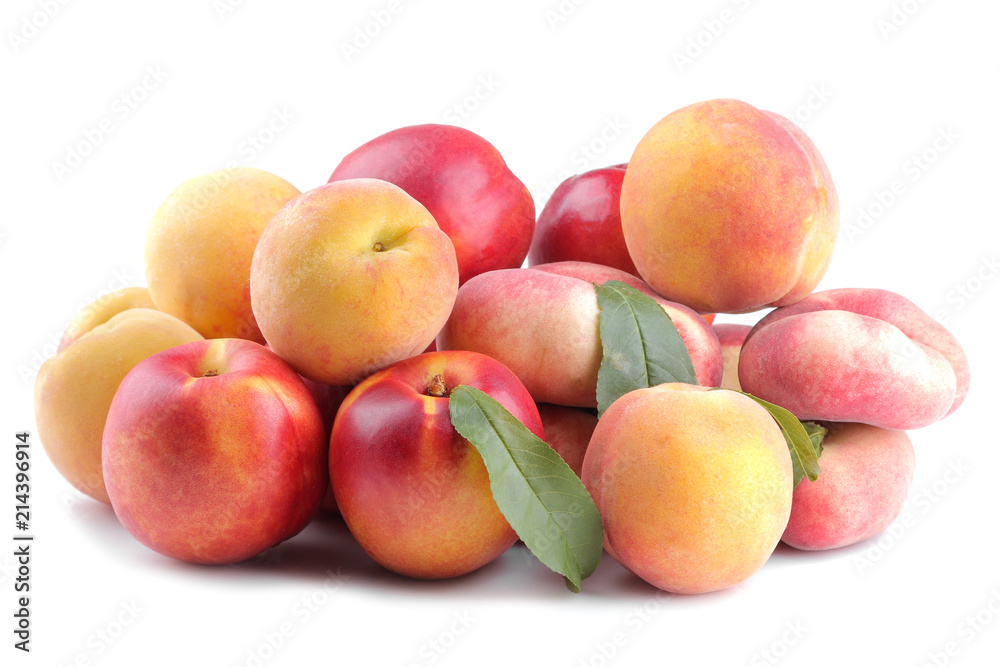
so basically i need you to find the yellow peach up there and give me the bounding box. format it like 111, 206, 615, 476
58, 286, 154, 352
34, 308, 203, 503
582, 384, 792, 594
145, 167, 300, 342
250, 179, 459, 386
621, 99, 839, 314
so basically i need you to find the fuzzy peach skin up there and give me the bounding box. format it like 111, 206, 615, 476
536, 404, 598, 477
437, 261, 722, 408
250, 179, 459, 386
740, 288, 969, 429
145, 168, 300, 342
783, 423, 915, 551
713, 323, 752, 392
103, 339, 328, 564
621, 99, 839, 314
58, 287, 155, 352
581, 384, 793, 594
329, 124, 535, 285
331, 351, 541, 579
34, 309, 203, 504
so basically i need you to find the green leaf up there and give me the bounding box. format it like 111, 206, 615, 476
449, 385, 603, 592
801, 421, 827, 479
732, 391, 823, 487
595, 280, 698, 417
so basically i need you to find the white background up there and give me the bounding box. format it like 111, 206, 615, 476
2, 1, 998, 666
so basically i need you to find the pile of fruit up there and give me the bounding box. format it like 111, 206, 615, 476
34, 98, 969, 594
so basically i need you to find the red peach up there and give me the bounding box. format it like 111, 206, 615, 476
330, 350, 542, 579
739, 288, 969, 429
783, 423, 915, 551
437, 261, 722, 407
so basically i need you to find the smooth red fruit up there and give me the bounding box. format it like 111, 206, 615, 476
103, 339, 328, 565
529, 164, 638, 276
330, 350, 543, 579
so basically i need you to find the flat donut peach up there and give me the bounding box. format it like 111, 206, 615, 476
739, 288, 968, 429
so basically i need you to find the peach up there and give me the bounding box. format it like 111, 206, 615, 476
250, 179, 459, 385
782, 423, 915, 551
437, 261, 722, 407
103, 339, 328, 564
330, 351, 541, 579
329, 124, 535, 285
739, 288, 969, 429
582, 383, 793, 594
58, 286, 154, 352
621, 99, 839, 313
34, 308, 203, 503
714, 323, 752, 392
536, 404, 598, 477
145, 167, 300, 342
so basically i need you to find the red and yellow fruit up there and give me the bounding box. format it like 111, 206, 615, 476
330, 350, 542, 579
102, 339, 328, 564
582, 383, 792, 594
438, 261, 722, 407
329, 124, 535, 285
251, 179, 459, 385
621, 99, 839, 314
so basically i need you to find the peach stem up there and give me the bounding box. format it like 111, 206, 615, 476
427, 374, 449, 397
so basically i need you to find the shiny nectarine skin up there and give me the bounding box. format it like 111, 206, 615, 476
103, 339, 328, 564
529, 164, 638, 276
330, 350, 543, 579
